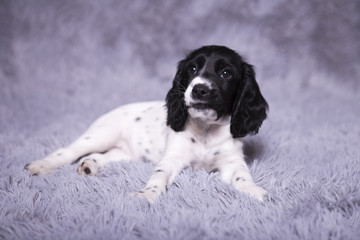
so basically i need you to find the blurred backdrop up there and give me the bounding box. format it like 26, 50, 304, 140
0, 0, 359, 134
1, 2, 360, 239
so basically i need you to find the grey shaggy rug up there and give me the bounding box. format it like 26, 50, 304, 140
1, 1, 360, 239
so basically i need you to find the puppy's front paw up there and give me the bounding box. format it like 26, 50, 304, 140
77, 158, 99, 176
240, 184, 268, 202
25, 160, 54, 175
130, 186, 162, 204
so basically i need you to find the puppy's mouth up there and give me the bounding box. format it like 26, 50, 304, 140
187, 102, 219, 121
189, 102, 209, 110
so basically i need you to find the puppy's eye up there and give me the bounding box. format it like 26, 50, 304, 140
220, 70, 232, 79
189, 65, 197, 74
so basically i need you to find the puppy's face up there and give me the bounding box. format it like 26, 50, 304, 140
183, 49, 241, 122
166, 45, 268, 138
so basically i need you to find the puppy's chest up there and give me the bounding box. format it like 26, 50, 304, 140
189, 136, 226, 171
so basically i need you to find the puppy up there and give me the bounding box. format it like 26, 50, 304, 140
26, 45, 269, 203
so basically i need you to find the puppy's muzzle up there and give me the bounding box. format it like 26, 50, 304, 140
192, 84, 211, 101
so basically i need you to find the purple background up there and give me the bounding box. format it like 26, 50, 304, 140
1, 1, 359, 239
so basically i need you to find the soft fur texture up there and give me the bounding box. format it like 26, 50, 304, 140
1, 1, 360, 240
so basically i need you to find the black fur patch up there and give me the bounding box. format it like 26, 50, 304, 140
84, 167, 91, 175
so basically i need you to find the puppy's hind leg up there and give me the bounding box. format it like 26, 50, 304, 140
25, 125, 122, 175
77, 147, 132, 176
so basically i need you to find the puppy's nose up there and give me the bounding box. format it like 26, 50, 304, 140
192, 84, 211, 100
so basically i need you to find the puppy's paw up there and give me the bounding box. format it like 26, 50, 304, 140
25, 159, 55, 175
241, 184, 268, 202
25, 149, 69, 175
130, 186, 161, 204
77, 158, 99, 176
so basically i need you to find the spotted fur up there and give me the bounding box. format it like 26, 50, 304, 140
26, 45, 269, 203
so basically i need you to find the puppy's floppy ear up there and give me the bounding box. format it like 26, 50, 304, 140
166, 60, 189, 131
230, 62, 268, 138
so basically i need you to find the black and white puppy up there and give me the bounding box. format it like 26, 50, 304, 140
26, 45, 269, 203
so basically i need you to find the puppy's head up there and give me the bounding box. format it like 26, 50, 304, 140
166, 45, 268, 138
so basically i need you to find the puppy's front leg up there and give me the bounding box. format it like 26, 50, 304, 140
219, 156, 268, 201
131, 157, 186, 203
131, 132, 193, 203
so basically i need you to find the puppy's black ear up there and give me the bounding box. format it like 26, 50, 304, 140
230, 62, 268, 138
166, 60, 189, 131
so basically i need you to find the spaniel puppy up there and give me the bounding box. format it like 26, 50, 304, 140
25, 45, 269, 203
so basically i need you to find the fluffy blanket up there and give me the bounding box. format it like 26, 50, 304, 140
1, 1, 359, 239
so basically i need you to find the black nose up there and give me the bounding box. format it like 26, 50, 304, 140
192, 84, 211, 100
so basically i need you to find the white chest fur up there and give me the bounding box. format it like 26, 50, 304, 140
170, 117, 244, 172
